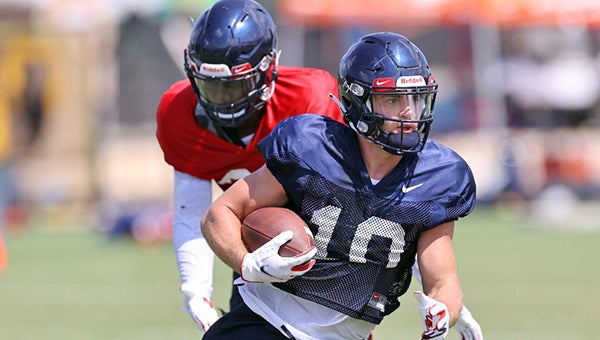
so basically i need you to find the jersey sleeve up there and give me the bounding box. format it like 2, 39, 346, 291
258, 115, 308, 162
257, 114, 327, 204
445, 159, 476, 221
424, 144, 477, 226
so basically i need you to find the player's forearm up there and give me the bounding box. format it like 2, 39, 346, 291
175, 238, 215, 295
201, 205, 247, 273
426, 281, 464, 326
173, 171, 216, 287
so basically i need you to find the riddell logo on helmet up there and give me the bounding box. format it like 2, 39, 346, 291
397, 76, 426, 87
200, 63, 231, 77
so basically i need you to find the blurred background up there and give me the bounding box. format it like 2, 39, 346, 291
1, 0, 600, 339
1, 0, 600, 235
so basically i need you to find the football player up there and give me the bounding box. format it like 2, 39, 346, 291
201, 32, 481, 339
155, 0, 343, 333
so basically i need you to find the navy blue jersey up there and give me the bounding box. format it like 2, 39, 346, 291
257, 114, 476, 324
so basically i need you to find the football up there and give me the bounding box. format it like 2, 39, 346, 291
241, 207, 315, 257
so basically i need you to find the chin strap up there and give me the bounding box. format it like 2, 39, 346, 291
381, 130, 420, 150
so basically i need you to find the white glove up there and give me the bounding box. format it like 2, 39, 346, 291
414, 291, 450, 340
180, 283, 219, 332
240, 230, 317, 283
454, 305, 483, 340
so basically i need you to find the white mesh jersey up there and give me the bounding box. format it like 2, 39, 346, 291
237, 278, 375, 340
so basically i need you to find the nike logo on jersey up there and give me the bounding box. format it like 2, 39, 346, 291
402, 183, 423, 193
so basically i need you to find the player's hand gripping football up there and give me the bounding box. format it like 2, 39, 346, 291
414, 291, 450, 340
180, 283, 219, 332
240, 230, 317, 283
453, 305, 484, 340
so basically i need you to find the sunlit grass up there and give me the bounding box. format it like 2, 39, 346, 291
1, 206, 599, 339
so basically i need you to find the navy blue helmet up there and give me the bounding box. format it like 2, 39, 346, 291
337, 32, 438, 155
184, 0, 279, 127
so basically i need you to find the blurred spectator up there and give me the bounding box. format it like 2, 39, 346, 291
478, 135, 529, 205
0, 88, 13, 272
22, 64, 46, 145
100, 201, 173, 246
540, 51, 600, 126
501, 28, 600, 128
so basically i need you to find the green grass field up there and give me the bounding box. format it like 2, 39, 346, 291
1, 205, 599, 339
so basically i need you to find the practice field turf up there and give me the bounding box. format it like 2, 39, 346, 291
1, 205, 599, 339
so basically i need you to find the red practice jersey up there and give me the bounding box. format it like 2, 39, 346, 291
156, 66, 344, 190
